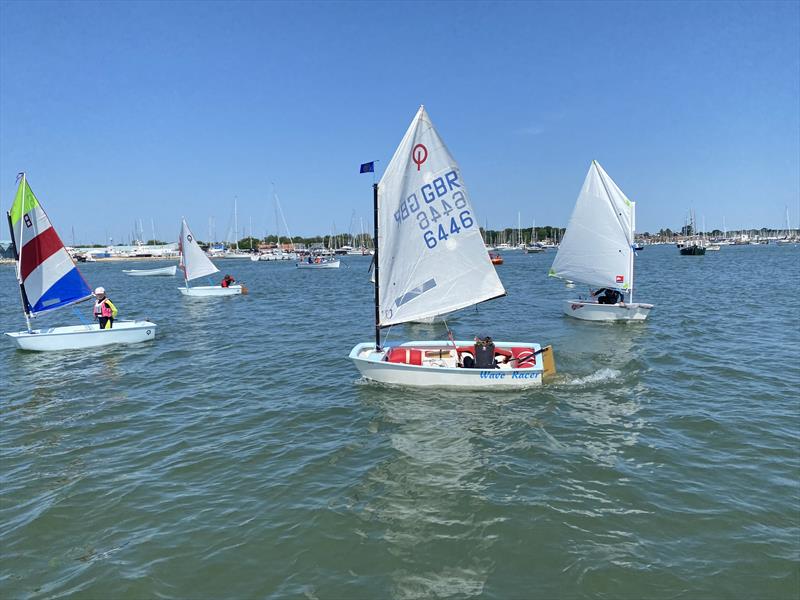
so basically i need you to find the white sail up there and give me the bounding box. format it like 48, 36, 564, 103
377, 106, 505, 326
550, 161, 635, 292
179, 218, 219, 282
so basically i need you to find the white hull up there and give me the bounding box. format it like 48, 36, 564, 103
5, 320, 157, 351
178, 285, 243, 297
296, 260, 340, 269
350, 340, 548, 388
563, 299, 653, 321
123, 265, 177, 276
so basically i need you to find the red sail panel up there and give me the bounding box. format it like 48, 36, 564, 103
20, 226, 63, 281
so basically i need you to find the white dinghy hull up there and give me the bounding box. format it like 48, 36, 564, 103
350, 340, 549, 388
123, 265, 177, 276
563, 300, 653, 321
178, 285, 243, 297
5, 320, 157, 351
296, 260, 340, 269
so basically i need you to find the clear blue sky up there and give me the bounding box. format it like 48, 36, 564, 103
1, 0, 798, 243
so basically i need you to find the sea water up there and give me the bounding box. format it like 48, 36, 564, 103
1, 245, 798, 598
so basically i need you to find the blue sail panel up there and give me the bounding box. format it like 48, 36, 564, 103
31, 267, 93, 315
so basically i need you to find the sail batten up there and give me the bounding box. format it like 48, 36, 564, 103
179, 218, 219, 282
8, 176, 93, 317
550, 162, 635, 291
377, 106, 505, 327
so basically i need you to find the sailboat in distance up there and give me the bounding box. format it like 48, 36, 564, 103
349, 106, 555, 387
4, 173, 157, 351
178, 218, 244, 296
549, 161, 653, 321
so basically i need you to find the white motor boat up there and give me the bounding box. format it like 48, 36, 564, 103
4, 173, 158, 351
296, 258, 340, 269
348, 106, 555, 388
123, 265, 177, 276
549, 161, 653, 322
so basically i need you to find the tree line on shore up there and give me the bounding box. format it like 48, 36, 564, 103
72, 224, 796, 249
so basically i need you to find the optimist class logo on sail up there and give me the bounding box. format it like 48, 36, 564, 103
412, 144, 428, 170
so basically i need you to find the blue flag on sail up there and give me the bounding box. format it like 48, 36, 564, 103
359, 161, 375, 173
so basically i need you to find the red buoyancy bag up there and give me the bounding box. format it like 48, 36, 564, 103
511, 347, 537, 368
386, 347, 423, 366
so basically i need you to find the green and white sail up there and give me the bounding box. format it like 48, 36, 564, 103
550, 161, 636, 293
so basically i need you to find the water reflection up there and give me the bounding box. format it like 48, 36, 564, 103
354, 386, 539, 598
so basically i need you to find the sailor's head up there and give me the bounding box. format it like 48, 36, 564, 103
94, 286, 106, 297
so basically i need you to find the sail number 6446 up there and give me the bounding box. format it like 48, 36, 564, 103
422, 209, 474, 248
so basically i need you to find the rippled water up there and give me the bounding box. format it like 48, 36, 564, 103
1, 245, 798, 599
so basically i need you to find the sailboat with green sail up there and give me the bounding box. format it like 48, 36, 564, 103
4, 174, 157, 351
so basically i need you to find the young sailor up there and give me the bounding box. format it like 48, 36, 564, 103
592, 288, 624, 305
221, 274, 235, 288
93, 287, 118, 329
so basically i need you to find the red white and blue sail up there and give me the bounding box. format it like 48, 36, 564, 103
7, 174, 92, 316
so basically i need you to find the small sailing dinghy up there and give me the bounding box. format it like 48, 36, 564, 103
549, 161, 653, 321
123, 265, 177, 276
349, 106, 555, 387
178, 218, 244, 296
4, 174, 157, 351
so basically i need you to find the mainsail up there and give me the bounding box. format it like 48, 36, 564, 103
179, 218, 219, 281
549, 161, 635, 292
377, 106, 505, 326
7, 174, 92, 317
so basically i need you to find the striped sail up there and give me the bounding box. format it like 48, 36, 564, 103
8, 175, 92, 316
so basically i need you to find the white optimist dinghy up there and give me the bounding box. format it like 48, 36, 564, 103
549, 161, 653, 321
4, 173, 156, 351
123, 265, 177, 276
177, 218, 245, 297
349, 106, 555, 388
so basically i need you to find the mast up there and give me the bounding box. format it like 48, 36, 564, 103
234, 197, 239, 251
593, 161, 635, 299
372, 183, 381, 351
786, 205, 791, 238
11, 173, 33, 331
180, 220, 190, 289
629, 204, 635, 303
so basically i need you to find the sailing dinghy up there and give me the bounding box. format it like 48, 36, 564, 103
349, 106, 555, 387
549, 161, 653, 321
4, 174, 157, 351
178, 218, 244, 296
123, 265, 177, 276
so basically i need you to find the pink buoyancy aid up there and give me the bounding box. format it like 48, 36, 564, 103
94, 299, 113, 318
